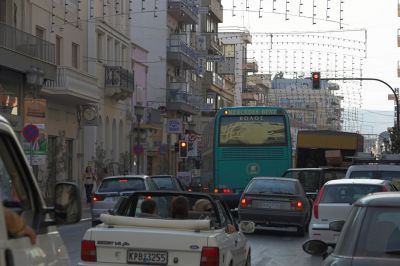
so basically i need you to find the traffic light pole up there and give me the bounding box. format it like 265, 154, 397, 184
321, 77, 400, 131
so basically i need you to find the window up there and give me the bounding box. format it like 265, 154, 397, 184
72, 42, 79, 68
0, 0, 5, 22
56, 35, 62, 65
107, 37, 113, 63
114, 41, 120, 66
355, 208, 400, 257
121, 45, 127, 67
246, 179, 297, 195
65, 139, 73, 180
35, 26, 45, 40
0, 135, 33, 229
224, 44, 235, 58
219, 115, 287, 146
320, 184, 383, 204
98, 178, 145, 193
97, 32, 104, 62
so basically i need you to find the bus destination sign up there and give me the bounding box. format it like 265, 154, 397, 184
224, 109, 282, 115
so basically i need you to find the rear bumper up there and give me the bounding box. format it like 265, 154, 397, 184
239, 208, 308, 227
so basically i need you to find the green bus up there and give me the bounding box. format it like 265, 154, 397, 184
201, 106, 293, 207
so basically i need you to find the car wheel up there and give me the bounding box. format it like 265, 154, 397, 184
244, 252, 251, 266
296, 225, 306, 236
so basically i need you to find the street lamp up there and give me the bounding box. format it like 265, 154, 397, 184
134, 105, 144, 174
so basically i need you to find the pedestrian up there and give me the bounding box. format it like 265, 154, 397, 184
83, 166, 95, 204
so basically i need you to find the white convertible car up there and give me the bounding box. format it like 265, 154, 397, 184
78, 191, 253, 266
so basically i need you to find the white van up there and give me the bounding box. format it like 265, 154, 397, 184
0, 115, 81, 265
345, 164, 400, 189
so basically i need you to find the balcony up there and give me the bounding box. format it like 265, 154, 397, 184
204, 71, 223, 90
43, 66, 99, 103
202, 0, 223, 22
0, 22, 56, 79
166, 83, 200, 115
205, 33, 223, 55
168, 0, 199, 24
167, 35, 197, 69
104, 66, 134, 100
243, 59, 259, 73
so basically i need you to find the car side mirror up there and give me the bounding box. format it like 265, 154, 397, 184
329, 220, 345, 232
302, 240, 328, 256
239, 221, 255, 234
54, 182, 81, 225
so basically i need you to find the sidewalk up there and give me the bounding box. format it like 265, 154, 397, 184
81, 203, 92, 222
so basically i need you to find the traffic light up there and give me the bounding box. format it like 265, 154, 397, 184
311, 72, 321, 89
179, 140, 188, 158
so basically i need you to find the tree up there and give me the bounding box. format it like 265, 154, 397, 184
389, 127, 400, 154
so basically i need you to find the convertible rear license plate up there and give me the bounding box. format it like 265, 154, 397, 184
253, 200, 290, 210
127, 249, 168, 265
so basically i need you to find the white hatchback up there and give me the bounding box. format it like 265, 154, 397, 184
308, 179, 396, 245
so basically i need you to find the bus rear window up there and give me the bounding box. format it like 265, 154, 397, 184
219, 115, 287, 146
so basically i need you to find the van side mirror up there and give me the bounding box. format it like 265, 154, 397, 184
329, 220, 345, 232
302, 240, 328, 256
239, 221, 255, 234
54, 182, 81, 225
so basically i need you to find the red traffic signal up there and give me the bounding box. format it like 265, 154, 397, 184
179, 140, 188, 158
312, 72, 321, 89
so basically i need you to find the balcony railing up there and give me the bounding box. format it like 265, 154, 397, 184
168, 35, 197, 59
0, 22, 55, 64
167, 35, 197, 69
44, 66, 98, 101
104, 66, 134, 100
202, 0, 223, 22
166, 86, 201, 114
212, 72, 223, 88
105, 66, 134, 91
243, 59, 259, 72
168, 0, 199, 24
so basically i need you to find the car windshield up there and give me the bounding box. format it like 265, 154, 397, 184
355, 207, 400, 257
320, 184, 382, 204
283, 171, 320, 192
152, 176, 176, 190
246, 179, 297, 195
98, 178, 146, 193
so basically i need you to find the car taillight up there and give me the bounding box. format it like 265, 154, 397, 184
200, 247, 219, 266
240, 197, 252, 208
92, 194, 105, 202
81, 240, 96, 262
291, 200, 303, 210
213, 188, 233, 193
313, 186, 325, 219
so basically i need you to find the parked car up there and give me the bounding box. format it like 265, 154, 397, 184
345, 164, 400, 188
151, 175, 185, 191
282, 167, 347, 199
79, 191, 253, 266
303, 192, 400, 266
91, 175, 158, 226
0, 115, 81, 265
238, 177, 311, 236
309, 178, 397, 244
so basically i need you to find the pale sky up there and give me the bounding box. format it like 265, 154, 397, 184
220, 0, 399, 133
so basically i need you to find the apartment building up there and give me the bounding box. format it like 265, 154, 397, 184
270, 77, 343, 131
242, 74, 271, 106
0, 1, 137, 196
218, 28, 258, 106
